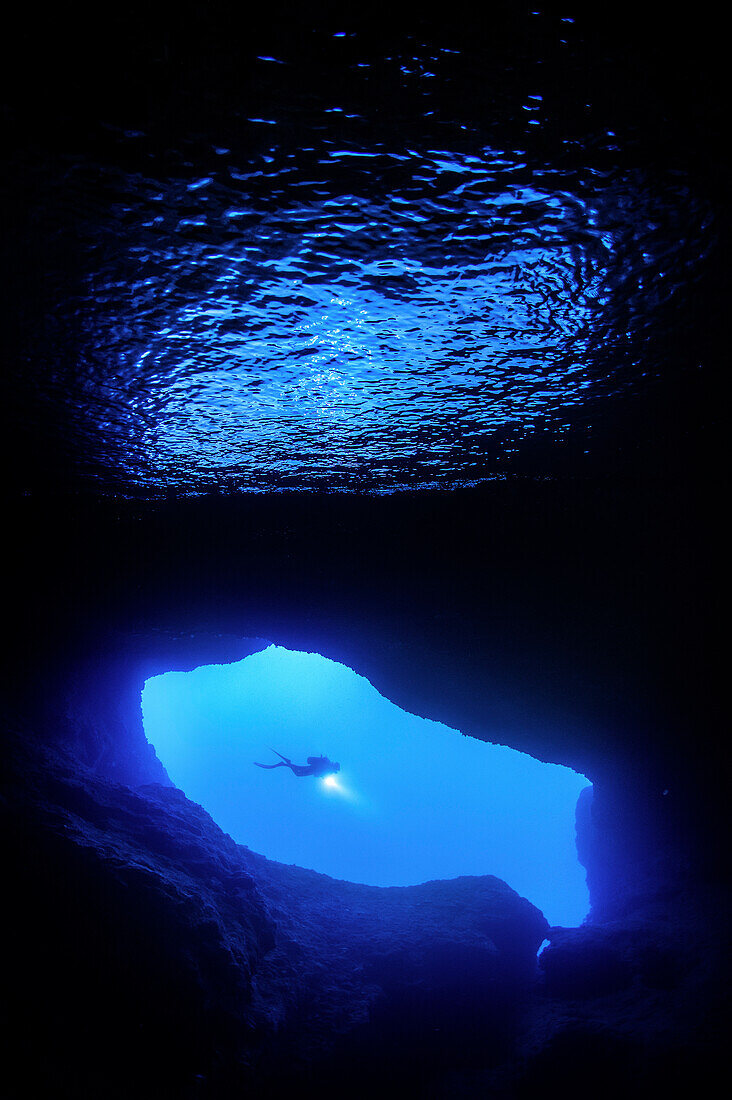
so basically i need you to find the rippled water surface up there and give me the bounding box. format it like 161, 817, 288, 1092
5, 11, 719, 494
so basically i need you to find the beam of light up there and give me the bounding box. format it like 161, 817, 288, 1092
320, 772, 361, 803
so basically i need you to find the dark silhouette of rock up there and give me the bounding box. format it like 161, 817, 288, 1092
3, 732, 549, 1097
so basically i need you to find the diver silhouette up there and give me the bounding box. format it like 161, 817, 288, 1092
254, 749, 340, 778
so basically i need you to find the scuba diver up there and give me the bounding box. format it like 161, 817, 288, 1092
254, 749, 340, 778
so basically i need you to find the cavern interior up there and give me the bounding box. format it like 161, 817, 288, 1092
2, 3, 728, 1097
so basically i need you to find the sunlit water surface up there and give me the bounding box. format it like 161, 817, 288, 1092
142, 646, 590, 927
7, 16, 715, 494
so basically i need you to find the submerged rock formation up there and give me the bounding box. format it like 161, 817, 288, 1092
4, 679, 726, 1098
3, 480, 728, 1096
3, 732, 549, 1098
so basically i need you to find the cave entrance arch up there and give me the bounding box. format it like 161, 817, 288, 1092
142, 644, 590, 927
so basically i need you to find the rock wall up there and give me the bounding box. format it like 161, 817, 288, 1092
3, 731, 549, 1098
9, 481, 723, 922
4, 482, 727, 1094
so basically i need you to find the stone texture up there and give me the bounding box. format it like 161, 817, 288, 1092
3, 731, 549, 1098
4, 482, 728, 1095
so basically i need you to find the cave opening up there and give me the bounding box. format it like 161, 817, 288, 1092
142, 645, 590, 927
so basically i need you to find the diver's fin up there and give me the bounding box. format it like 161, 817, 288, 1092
254, 761, 285, 769
269, 748, 291, 763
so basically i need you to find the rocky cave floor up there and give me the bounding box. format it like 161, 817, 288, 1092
3, 727, 727, 1099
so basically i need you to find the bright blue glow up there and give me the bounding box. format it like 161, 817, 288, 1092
130, 167, 609, 489
32, 29, 713, 497
142, 645, 590, 926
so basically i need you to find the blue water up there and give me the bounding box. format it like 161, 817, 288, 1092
7, 14, 716, 496
142, 645, 590, 927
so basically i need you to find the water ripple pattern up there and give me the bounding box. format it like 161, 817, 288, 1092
15, 25, 716, 493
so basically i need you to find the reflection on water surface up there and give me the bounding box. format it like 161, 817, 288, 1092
5, 13, 717, 494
